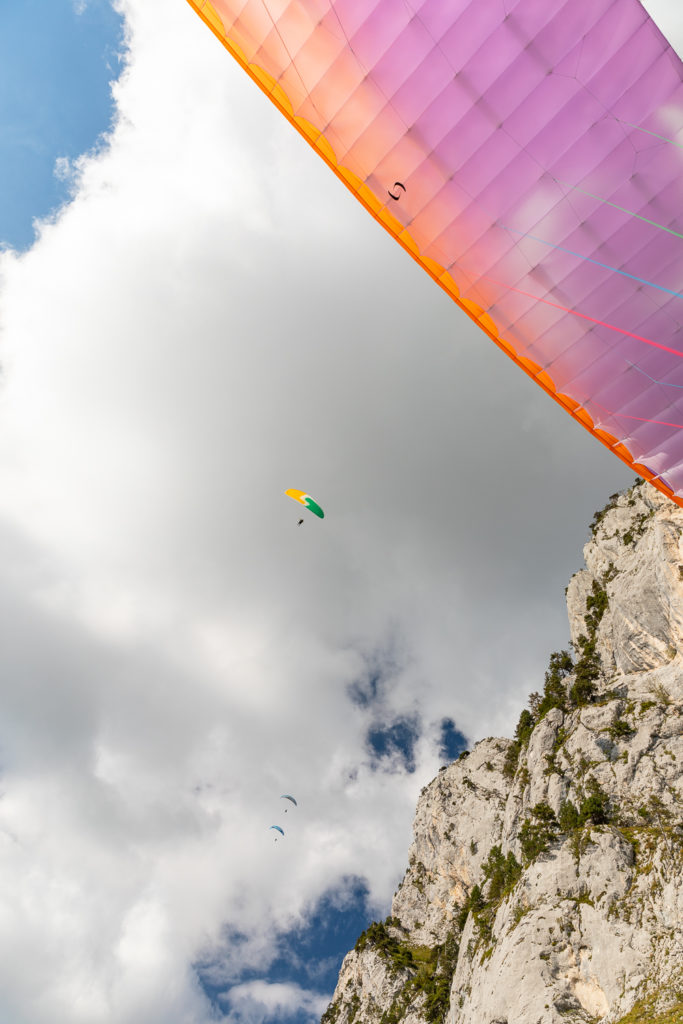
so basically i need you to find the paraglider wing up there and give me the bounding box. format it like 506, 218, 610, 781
280, 794, 297, 812
187, 0, 683, 506
285, 489, 324, 519
270, 825, 285, 836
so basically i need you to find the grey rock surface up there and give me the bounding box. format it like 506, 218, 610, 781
322, 482, 683, 1024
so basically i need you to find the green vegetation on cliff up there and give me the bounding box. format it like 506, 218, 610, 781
613, 989, 683, 1024
349, 918, 459, 1024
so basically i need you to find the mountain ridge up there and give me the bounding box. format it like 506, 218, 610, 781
321, 479, 683, 1024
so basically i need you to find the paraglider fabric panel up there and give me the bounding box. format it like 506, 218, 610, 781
186, 0, 683, 505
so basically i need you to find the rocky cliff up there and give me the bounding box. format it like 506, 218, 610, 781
322, 480, 683, 1024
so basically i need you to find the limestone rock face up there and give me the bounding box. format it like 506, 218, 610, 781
321, 482, 683, 1024
392, 738, 511, 947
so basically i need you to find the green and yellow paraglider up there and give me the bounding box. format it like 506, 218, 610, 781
286, 489, 324, 524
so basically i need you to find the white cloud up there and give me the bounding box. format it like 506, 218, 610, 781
223, 980, 329, 1023
0, 0, 665, 1020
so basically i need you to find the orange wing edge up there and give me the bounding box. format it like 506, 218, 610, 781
184, 0, 683, 508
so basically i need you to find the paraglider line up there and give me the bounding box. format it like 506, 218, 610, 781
615, 119, 683, 151
593, 401, 683, 431
502, 225, 683, 301
625, 360, 683, 389
481, 274, 683, 359
555, 181, 683, 241
616, 412, 683, 429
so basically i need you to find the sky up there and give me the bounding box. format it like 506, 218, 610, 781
0, 0, 123, 250
0, 2, 681, 1023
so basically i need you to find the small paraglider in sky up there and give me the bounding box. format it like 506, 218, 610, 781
285, 489, 324, 522
281, 794, 297, 813
270, 825, 285, 842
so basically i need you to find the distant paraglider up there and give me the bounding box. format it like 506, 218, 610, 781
286, 489, 324, 521
269, 797, 298, 840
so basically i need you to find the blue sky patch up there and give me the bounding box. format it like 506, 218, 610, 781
196, 877, 375, 1022
347, 669, 382, 708
439, 718, 468, 761
366, 715, 420, 773
0, 0, 124, 250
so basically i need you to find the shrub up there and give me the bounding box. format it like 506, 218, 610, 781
416, 932, 460, 1024
536, 650, 573, 718
569, 580, 609, 706
589, 493, 620, 535
519, 803, 558, 863
585, 581, 608, 631
578, 779, 611, 826
515, 709, 535, 747
503, 742, 521, 779
321, 999, 341, 1024
558, 800, 580, 832
355, 920, 413, 971
457, 884, 483, 930
504, 705, 541, 779
650, 681, 672, 705
569, 633, 600, 706
481, 845, 522, 902
607, 717, 635, 740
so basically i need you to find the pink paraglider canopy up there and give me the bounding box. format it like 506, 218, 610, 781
188, 0, 683, 504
